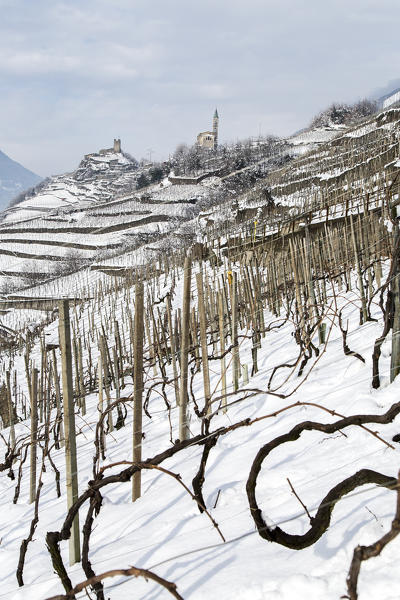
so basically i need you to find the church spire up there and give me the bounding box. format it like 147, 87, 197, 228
213, 108, 219, 149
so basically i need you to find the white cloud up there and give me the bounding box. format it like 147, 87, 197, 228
0, 0, 399, 174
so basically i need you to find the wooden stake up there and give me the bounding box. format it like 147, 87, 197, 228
350, 214, 368, 324
166, 294, 179, 406
132, 278, 144, 502
58, 299, 80, 565
100, 336, 113, 433
179, 255, 192, 440
6, 370, 15, 449
196, 270, 211, 415
78, 338, 86, 415
29, 368, 38, 504
97, 351, 106, 458
51, 349, 64, 448
218, 290, 227, 412
230, 271, 240, 392
391, 226, 400, 381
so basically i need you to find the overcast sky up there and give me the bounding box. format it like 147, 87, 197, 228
0, 0, 399, 176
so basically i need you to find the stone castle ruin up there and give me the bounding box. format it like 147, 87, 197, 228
99, 138, 121, 154
84, 139, 122, 161
99, 138, 122, 155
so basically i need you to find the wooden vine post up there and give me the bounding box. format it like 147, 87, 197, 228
132, 278, 144, 502
29, 368, 38, 504
6, 370, 15, 450
78, 338, 86, 415
391, 221, 400, 382
58, 299, 81, 565
350, 214, 368, 324
166, 294, 179, 406
51, 348, 64, 448
97, 350, 106, 457
99, 336, 113, 433
196, 270, 211, 415
179, 254, 192, 440
305, 224, 324, 345
230, 271, 240, 392
218, 290, 227, 412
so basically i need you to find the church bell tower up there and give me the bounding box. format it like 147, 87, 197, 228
213, 108, 219, 149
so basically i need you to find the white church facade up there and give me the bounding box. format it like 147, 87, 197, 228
197, 109, 219, 150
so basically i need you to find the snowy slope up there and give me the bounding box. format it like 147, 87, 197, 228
287, 124, 346, 154
0, 263, 399, 600
0, 148, 215, 292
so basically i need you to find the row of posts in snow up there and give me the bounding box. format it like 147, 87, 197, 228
0, 204, 394, 436
0, 192, 397, 565
265, 125, 400, 200
0, 205, 394, 433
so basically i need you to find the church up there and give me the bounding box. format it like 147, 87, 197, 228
197, 109, 219, 150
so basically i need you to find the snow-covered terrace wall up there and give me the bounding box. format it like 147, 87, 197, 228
383, 90, 400, 109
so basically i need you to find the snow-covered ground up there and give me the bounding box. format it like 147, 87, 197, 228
288, 125, 345, 154
0, 261, 399, 600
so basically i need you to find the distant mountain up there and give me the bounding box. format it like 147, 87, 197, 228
371, 79, 400, 101
0, 150, 42, 211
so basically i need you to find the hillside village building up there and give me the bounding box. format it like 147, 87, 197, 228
197, 109, 219, 150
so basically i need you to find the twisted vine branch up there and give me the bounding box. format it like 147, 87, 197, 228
246, 401, 400, 549
45, 564, 184, 600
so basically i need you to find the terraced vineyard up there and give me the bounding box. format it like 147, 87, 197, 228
1, 106, 400, 600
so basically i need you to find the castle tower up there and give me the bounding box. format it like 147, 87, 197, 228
113, 138, 121, 153
212, 108, 219, 149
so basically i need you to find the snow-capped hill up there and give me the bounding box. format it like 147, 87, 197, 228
73, 148, 136, 182
2, 146, 141, 224
0, 142, 221, 293
0, 149, 41, 211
